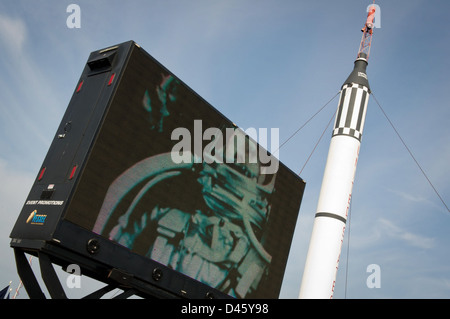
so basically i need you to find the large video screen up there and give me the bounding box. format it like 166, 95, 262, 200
64, 47, 305, 298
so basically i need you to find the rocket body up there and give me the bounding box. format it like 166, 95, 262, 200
299, 56, 370, 298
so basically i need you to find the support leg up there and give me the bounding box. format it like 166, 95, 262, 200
39, 252, 67, 299
14, 249, 46, 299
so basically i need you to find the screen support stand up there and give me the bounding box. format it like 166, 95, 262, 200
13, 243, 230, 299
14, 248, 139, 299
14, 248, 46, 299
14, 249, 68, 299
38, 251, 68, 299
14, 247, 192, 299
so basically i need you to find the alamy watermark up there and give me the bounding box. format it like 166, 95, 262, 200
66, 264, 81, 289
366, 264, 381, 289
65, 4, 380, 30
367, 4, 381, 29
170, 120, 280, 174
66, 4, 81, 29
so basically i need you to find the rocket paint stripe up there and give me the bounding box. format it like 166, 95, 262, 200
350, 88, 364, 128
355, 89, 367, 132
334, 128, 361, 141
333, 86, 350, 131
359, 92, 369, 136
315, 212, 346, 224
344, 87, 357, 128
334, 93, 346, 131
333, 83, 369, 141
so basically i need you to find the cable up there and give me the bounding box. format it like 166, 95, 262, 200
344, 197, 352, 299
275, 91, 340, 154
299, 109, 337, 176
371, 92, 449, 213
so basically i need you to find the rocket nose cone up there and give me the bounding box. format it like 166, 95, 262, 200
342, 55, 370, 90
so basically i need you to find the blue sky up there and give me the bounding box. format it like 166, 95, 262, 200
0, 0, 449, 299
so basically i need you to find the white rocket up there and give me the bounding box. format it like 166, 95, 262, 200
299, 5, 376, 298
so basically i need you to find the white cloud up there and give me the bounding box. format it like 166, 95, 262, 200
378, 218, 435, 250
0, 13, 27, 54
387, 188, 429, 204
0, 157, 35, 296
0, 12, 66, 159
0, 158, 34, 235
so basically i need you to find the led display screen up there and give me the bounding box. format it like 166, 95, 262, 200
64, 46, 305, 298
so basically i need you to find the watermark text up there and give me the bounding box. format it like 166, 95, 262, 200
171, 120, 280, 174
66, 4, 81, 29
366, 263, 381, 289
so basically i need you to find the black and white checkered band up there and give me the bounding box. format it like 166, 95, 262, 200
332, 83, 369, 141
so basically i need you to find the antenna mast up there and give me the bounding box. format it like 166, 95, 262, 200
358, 4, 376, 60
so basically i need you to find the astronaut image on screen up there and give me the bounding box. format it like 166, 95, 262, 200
92, 74, 277, 298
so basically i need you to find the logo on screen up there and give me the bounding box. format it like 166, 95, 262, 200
26, 209, 47, 225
